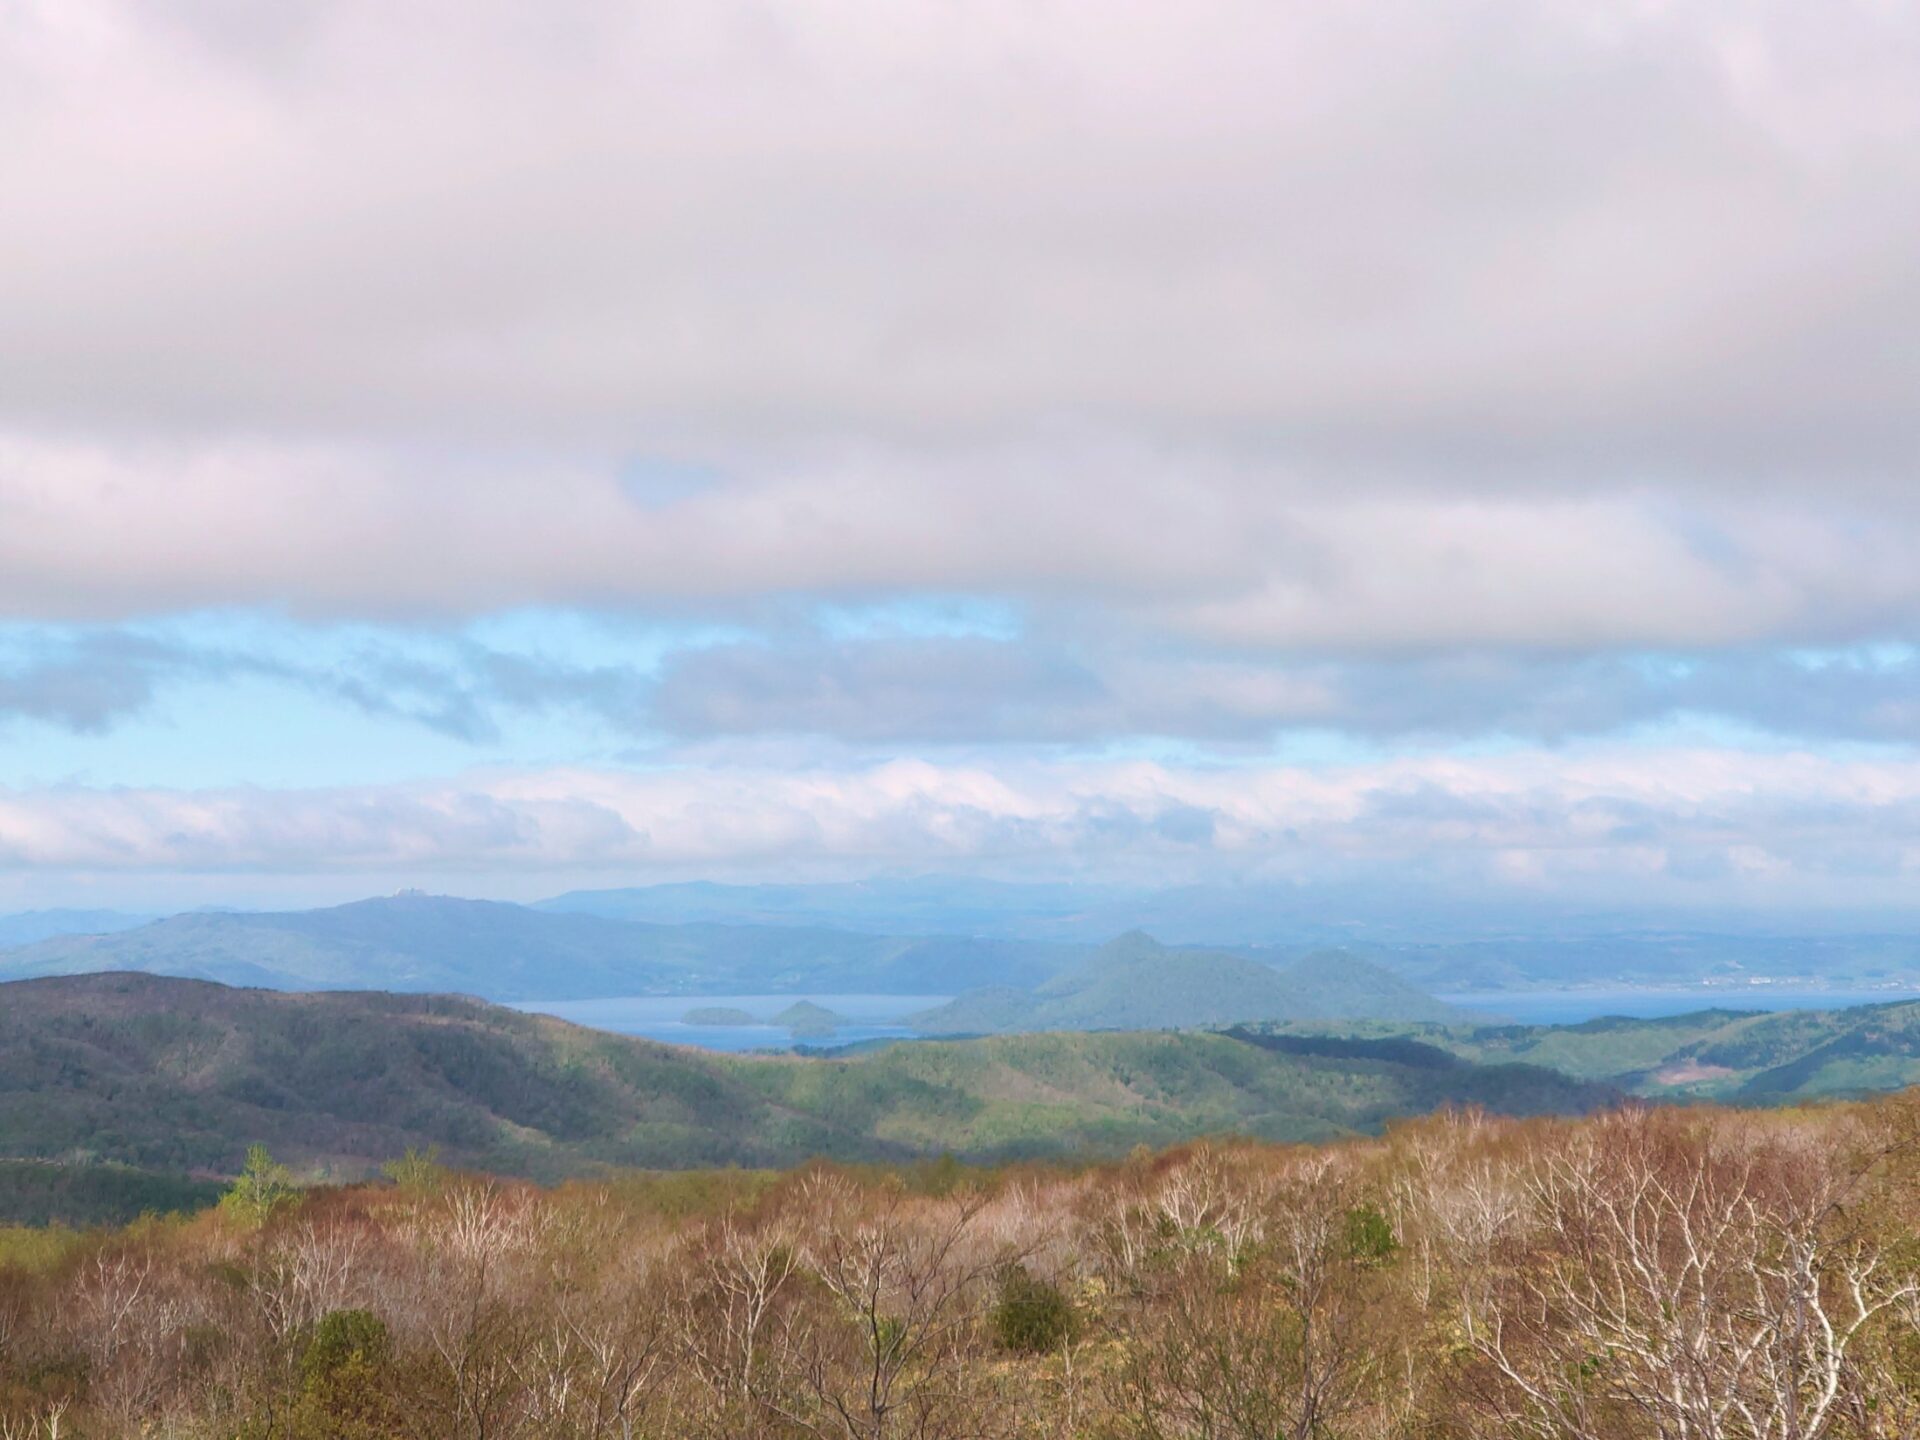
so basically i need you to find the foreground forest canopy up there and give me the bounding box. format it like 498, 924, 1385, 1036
5, 1100, 1920, 1437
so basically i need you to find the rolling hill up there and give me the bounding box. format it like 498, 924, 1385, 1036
0, 892, 1078, 1000
1249, 998, 1920, 1101
0, 972, 1610, 1217
912, 933, 1462, 1033
27, 972, 1920, 1229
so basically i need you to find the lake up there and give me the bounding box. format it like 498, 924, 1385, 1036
1441, 987, 1920, 1026
519, 986, 1920, 1047
511, 993, 951, 1052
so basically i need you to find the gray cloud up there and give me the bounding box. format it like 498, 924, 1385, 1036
2, 1, 1917, 463
646, 635, 1920, 748
17, 623, 1920, 753
0, 636, 168, 733
0, 630, 490, 739
650, 638, 1112, 744
8, 434, 1920, 661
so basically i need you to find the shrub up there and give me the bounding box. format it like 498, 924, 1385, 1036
1343, 1204, 1398, 1265
990, 1264, 1077, 1354
293, 1309, 402, 1440
302, 1309, 391, 1385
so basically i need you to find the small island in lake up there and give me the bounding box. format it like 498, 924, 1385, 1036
681, 1006, 761, 1026
772, 1000, 844, 1036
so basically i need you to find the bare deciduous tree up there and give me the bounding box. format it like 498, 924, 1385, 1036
1109, 1157, 1409, 1440
1462, 1108, 1920, 1440
776, 1183, 1013, 1440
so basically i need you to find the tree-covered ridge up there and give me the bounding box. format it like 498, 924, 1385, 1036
0, 973, 1607, 1211
20, 972, 1920, 1229
1245, 997, 1920, 1100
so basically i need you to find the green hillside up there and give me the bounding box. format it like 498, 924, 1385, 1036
1277, 947, 1464, 1022
0, 973, 1608, 1218
914, 933, 1460, 1033
26, 970, 1920, 1231
1252, 998, 1920, 1100
744, 1028, 1606, 1157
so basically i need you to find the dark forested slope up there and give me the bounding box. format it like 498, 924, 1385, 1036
0, 973, 1609, 1194
1248, 997, 1920, 1101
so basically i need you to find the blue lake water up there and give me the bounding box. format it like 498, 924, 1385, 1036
1442, 988, 1920, 1026
519, 987, 1920, 1046
511, 993, 950, 1052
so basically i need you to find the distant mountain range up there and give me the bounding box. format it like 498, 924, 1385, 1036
537, 876, 1134, 939
0, 894, 1465, 1027
913, 932, 1463, 1033
14, 879, 1920, 993
535, 879, 1920, 973
0, 893, 1078, 1000
0, 908, 156, 947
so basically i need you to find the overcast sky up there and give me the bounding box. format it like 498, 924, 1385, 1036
4, 0, 1920, 917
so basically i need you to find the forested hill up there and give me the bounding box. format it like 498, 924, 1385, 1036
1250, 996, 1920, 1101
0, 973, 1610, 1209
913, 932, 1462, 1032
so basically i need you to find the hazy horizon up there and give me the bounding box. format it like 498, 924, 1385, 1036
20, 873, 1920, 951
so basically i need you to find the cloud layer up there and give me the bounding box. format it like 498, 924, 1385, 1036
5, 1, 1918, 451
4, 1, 1916, 654
12, 620, 1920, 752
3, 2, 1918, 907
7, 751, 1920, 911
4, 436, 1920, 659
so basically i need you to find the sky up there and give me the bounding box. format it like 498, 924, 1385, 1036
4, 0, 1920, 918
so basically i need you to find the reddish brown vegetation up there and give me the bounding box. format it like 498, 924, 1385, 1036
5, 1098, 1920, 1437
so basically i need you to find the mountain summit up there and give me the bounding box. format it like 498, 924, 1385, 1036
915, 934, 1459, 1034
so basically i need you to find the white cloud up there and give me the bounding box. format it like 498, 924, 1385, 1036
9, 751, 1920, 915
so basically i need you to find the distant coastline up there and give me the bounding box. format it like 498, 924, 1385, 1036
1441, 986, 1920, 1026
